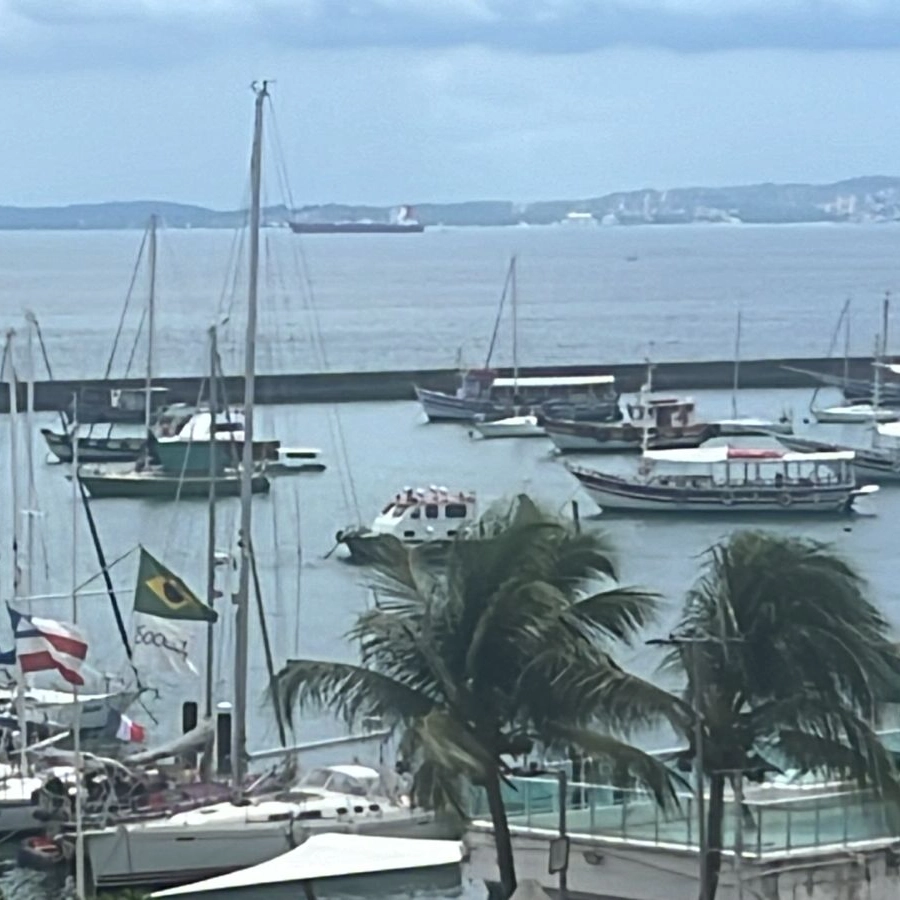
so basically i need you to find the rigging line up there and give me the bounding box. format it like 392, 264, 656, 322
248, 535, 289, 746
484, 257, 514, 369
69, 543, 140, 595
292, 488, 303, 657
809, 297, 851, 412
162, 374, 209, 555
103, 225, 149, 381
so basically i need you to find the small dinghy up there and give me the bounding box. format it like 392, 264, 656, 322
470, 415, 545, 439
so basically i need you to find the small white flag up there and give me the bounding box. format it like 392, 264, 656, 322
133, 613, 199, 677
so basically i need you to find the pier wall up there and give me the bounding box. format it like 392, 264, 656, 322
0, 356, 870, 414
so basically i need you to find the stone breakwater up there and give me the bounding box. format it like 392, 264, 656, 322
0, 356, 870, 414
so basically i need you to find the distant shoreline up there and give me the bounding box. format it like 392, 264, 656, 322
3, 175, 900, 229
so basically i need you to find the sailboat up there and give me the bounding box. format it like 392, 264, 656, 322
469, 258, 546, 439
414, 257, 620, 423
74, 83, 454, 893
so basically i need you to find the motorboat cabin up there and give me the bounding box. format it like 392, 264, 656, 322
336, 487, 478, 564
370, 487, 477, 542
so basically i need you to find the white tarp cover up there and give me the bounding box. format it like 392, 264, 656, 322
151, 833, 464, 897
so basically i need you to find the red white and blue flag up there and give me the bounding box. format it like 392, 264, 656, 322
105, 709, 146, 743
6, 607, 88, 686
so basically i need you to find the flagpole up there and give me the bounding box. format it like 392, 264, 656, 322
71, 394, 85, 900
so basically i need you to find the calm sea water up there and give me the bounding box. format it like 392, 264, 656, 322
0, 224, 899, 898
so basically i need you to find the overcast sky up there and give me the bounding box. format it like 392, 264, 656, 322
2, 0, 900, 208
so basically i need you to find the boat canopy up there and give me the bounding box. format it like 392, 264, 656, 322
644, 446, 855, 464
492, 374, 615, 388
151, 833, 465, 897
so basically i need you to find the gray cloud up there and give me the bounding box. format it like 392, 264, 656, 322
3, 0, 900, 70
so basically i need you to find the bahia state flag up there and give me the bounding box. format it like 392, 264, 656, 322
133, 548, 217, 623
6, 606, 88, 686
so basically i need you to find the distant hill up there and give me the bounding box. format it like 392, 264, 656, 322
3, 177, 900, 229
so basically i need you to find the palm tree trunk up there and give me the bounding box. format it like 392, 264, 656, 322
704, 773, 726, 900
484, 770, 518, 899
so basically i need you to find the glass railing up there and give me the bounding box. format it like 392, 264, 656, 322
470, 777, 898, 856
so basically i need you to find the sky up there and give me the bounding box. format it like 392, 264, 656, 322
2, 0, 900, 208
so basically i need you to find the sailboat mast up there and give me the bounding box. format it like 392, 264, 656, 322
23, 320, 36, 602
882, 291, 890, 361
205, 325, 218, 721
233, 81, 268, 795
731, 310, 742, 419
7, 330, 20, 602
842, 299, 851, 388
510, 256, 518, 395
144, 215, 158, 436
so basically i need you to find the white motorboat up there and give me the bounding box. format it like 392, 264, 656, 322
566, 446, 875, 514
715, 416, 794, 436
470, 415, 544, 439
78, 764, 460, 891
151, 832, 464, 898
811, 404, 899, 424
336, 487, 477, 564
264, 447, 326, 474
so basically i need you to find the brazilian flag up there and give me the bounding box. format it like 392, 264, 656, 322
134, 548, 218, 623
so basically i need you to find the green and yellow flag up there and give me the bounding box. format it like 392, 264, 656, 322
134, 548, 217, 623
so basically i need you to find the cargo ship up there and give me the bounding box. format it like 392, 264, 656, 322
289, 205, 425, 235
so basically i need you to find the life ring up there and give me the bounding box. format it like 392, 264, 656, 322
778, 493, 792, 508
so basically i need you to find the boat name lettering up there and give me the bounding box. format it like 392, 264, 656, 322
135, 624, 190, 661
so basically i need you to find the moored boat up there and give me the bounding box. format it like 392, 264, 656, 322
470, 414, 544, 439
75, 764, 459, 891
151, 409, 280, 475
780, 422, 900, 482
416, 371, 621, 423
337, 487, 476, 564
566, 446, 874, 514
811, 404, 899, 424
263, 446, 326, 474
76, 465, 270, 500
41, 428, 149, 464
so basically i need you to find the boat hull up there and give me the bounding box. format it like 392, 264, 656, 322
470, 417, 545, 439
812, 406, 899, 424
337, 531, 447, 566
414, 387, 621, 424
82, 811, 459, 890
41, 429, 148, 464
544, 420, 715, 453
569, 468, 854, 514
77, 469, 271, 500
289, 222, 425, 234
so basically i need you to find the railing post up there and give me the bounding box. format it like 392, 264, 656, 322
785, 806, 792, 852
687, 795, 693, 846
756, 807, 763, 857
814, 800, 821, 847
524, 779, 532, 825
589, 787, 596, 833
622, 790, 629, 838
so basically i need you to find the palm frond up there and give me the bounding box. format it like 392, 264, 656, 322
271, 659, 434, 727
547, 723, 685, 810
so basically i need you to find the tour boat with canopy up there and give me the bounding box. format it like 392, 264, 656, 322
566, 446, 875, 514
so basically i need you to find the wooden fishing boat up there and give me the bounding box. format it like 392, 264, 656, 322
566, 446, 875, 514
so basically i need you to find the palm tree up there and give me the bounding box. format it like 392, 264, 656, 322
664, 530, 900, 900
273, 496, 678, 899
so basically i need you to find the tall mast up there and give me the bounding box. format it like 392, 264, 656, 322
842, 299, 851, 389
23, 320, 36, 602
205, 325, 218, 722
882, 291, 890, 362
731, 309, 742, 420
510, 256, 518, 396
7, 330, 20, 603
233, 80, 268, 796
144, 215, 158, 437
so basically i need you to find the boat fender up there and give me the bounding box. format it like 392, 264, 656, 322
778, 493, 792, 508
335, 530, 344, 543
